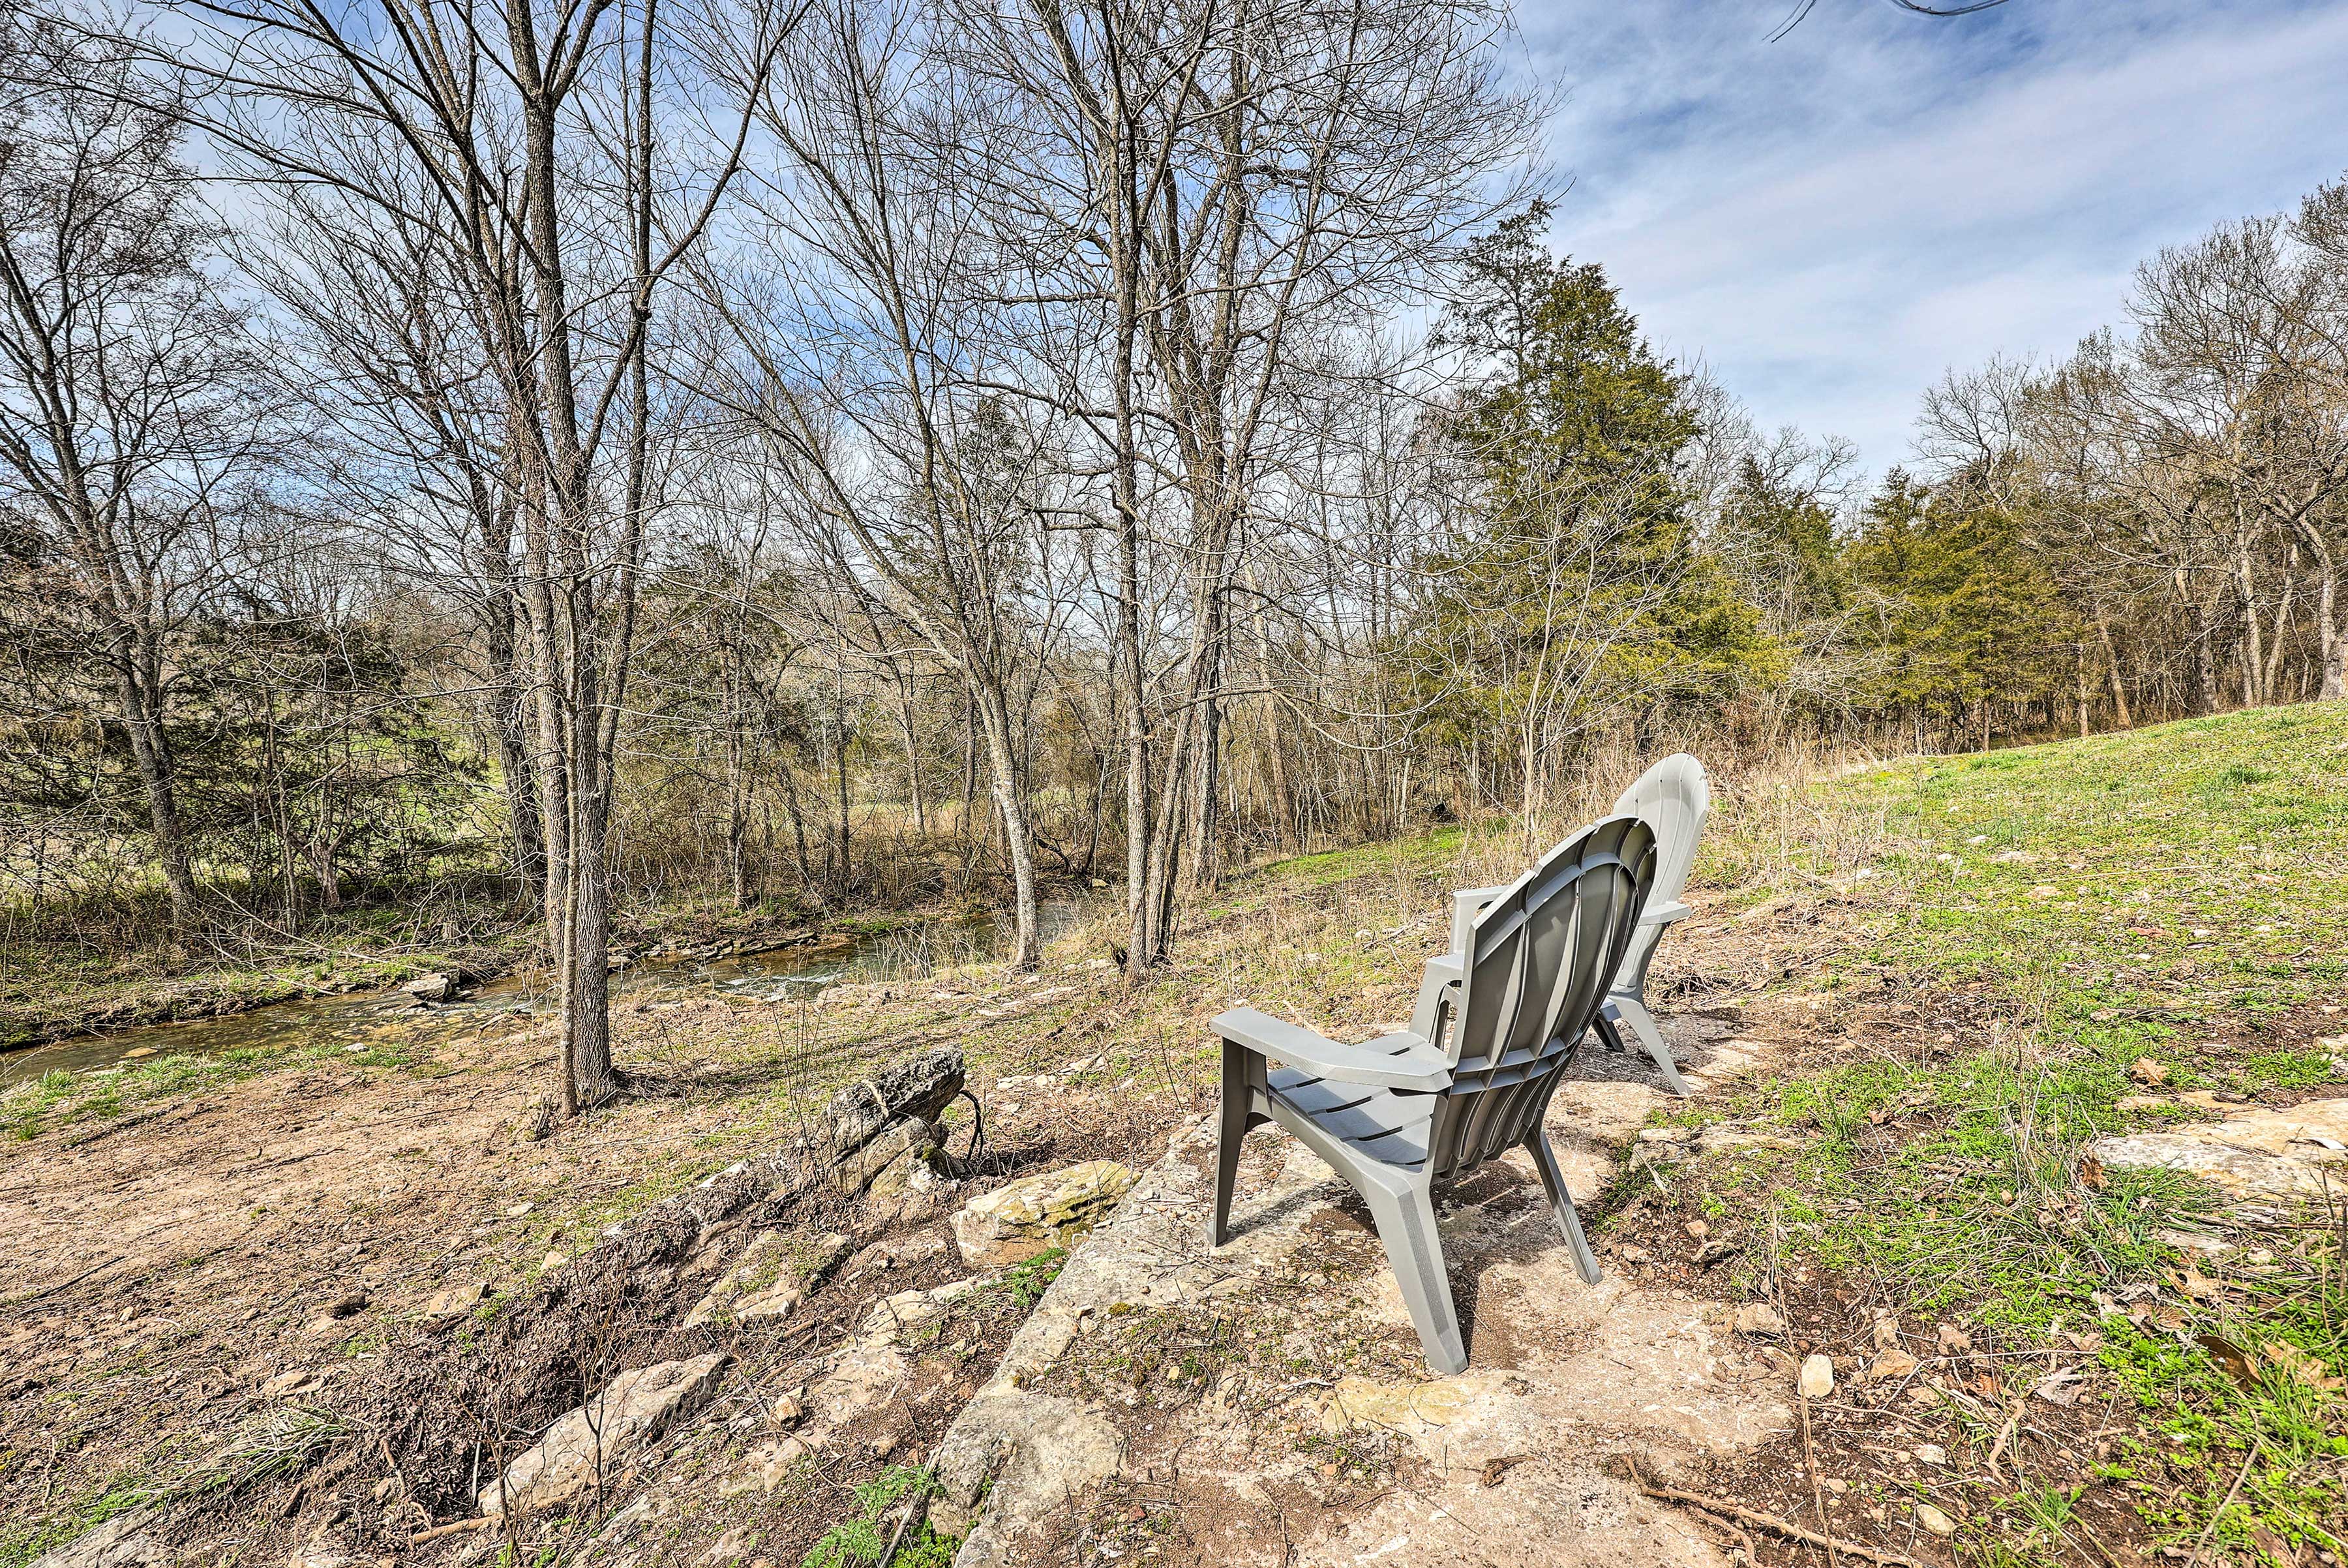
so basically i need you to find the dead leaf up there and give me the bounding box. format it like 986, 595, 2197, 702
2196, 1334, 2259, 1392
2077, 1156, 2107, 1191
2129, 1057, 2170, 1086
2033, 1368, 2086, 1406
2260, 1341, 2344, 1391
1480, 1455, 1529, 1487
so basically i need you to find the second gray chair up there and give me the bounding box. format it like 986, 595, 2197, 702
1441, 755, 1709, 1096
1209, 815, 1657, 1375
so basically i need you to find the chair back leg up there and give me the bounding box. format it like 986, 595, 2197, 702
1360, 1179, 1468, 1375
1605, 994, 1691, 1098
1525, 1128, 1603, 1286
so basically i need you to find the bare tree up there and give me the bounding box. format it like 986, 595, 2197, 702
0, 23, 282, 930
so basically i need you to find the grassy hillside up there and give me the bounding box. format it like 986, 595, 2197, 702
1684, 705, 2348, 1564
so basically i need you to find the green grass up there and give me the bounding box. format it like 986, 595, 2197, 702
800, 1466, 956, 1568
1689, 706, 2348, 1561
1, 1033, 438, 1142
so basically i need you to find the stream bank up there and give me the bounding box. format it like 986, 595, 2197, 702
0, 896, 1103, 1089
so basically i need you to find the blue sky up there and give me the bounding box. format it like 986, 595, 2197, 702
1516, 0, 2348, 475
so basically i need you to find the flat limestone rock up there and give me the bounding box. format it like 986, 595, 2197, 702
1318, 1372, 1510, 1439
2094, 1098, 2348, 1201
477, 1353, 729, 1516
684, 1231, 790, 1327
952, 1160, 1137, 1267
929, 1091, 1784, 1568
28, 1513, 160, 1568
857, 1278, 979, 1346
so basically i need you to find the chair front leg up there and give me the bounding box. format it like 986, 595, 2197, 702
1211, 1038, 1263, 1248
1360, 1177, 1468, 1375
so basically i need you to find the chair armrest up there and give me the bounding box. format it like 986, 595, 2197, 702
1212, 1008, 1452, 1093
1450, 884, 1513, 956
1638, 899, 1691, 927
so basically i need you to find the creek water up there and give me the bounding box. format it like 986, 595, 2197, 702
0, 897, 1100, 1088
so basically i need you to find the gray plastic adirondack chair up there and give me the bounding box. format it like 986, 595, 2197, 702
1209, 815, 1657, 1376
1442, 756, 1709, 1096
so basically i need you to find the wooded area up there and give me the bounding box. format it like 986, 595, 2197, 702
3, 2, 2346, 1113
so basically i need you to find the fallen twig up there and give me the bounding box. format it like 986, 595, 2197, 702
1, 1256, 123, 1308
1985, 1381, 2033, 1479
1799, 1383, 1835, 1568
1621, 1460, 1925, 1568
875, 1473, 932, 1568
409, 1516, 497, 1544
2183, 1447, 2256, 1568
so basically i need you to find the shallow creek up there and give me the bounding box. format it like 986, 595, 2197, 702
0, 898, 1097, 1087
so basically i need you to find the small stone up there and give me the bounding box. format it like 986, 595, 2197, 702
1799, 1353, 1835, 1398
1824, 1478, 1849, 1494
403, 973, 455, 1003
26, 1511, 160, 1568
770, 1391, 805, 1426
705, 1526, 759, 1563
1867, 1348, 1919, 1382
1685, 1220, 1710, 1240
1734, 1303, 1785, 1337
685, 1232, 798, 1325
540, 1250, 569, 1273
506, 1201, 535, 1218
261, 1368, 319, 1398
805, 1231, 854, 1280
734, 1283, 802, 1322
424, 1282, 486, 1319
1917, 1503, 1959, 1536
858, 1279, 978, 1346
760, 1436, 807, 1490
324, 1291, 369, 1320
1871, 1315, 1901, 1349
1914, 1443, 1948, 1466
1937, 1323, 1971, 1355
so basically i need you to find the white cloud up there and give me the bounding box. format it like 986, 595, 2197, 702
1515, 0, 2348, 473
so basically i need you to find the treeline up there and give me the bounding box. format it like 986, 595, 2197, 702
2, 3, 2343, 1110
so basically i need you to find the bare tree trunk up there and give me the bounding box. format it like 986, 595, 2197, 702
2093, 611, 2135, 728
976, 693, 1041, 967
113, 657, 200, 929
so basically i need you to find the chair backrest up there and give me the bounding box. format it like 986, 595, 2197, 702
1424, 815, 1655, 1183
1608, 753, 1709, 997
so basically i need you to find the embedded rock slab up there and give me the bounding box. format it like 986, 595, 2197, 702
952, 1159, 1137, 1267
28, 1513, 161, 1568
931, 1018, 1786, 1568
478, 1353, 729, 1516
2094, 1098, 2348, 1202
